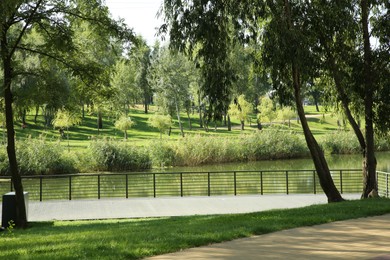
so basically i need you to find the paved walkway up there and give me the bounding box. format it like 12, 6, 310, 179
2, 194, 360, 221
146, 214, 390, 260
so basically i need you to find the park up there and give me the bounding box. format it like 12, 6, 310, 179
1, 0, 390, 259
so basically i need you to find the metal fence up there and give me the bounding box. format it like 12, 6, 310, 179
377, 171, 390, 198
1, 169, 386, 201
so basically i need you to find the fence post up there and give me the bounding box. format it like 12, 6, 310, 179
180, 173, 183, 197
98, 175, 101, 199
234, 171, 237, 196
260, 171, 263, 195
340, 170, 343, 194
40, 176, 43, 202
207, 172, 210, 196
313, 170, 316, 194
126, 174, 128, 199
69, 175, 72, 200
286, 171, 289, 195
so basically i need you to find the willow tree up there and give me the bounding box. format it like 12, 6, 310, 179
160, 0, 343, 202
307, 0, 390, 198
0, 0, 133, 228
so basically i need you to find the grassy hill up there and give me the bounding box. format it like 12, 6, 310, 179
11, 105, 342, 151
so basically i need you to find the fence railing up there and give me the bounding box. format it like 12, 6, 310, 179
377, 171, 390, 198
2, 169, 386, 201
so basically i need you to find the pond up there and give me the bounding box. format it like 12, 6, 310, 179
161, 151, 390, 173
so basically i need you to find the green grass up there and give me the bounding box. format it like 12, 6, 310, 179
1, 198, 390, 259
11, 105, 347, 152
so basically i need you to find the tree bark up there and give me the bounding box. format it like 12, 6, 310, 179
283, 0, 343, 202
175, 97, 184, 137
292, 65, 343, 202
1, 39, 28, 228
227, 115, 231, 131
361, 0, 377, 198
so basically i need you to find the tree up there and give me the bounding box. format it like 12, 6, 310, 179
257, 96, 277, 126
149, 47, 196, 137
228, 95, 253, 130
307, 0, 389, 198
160, 0, 344, 202
148, 114, 172, 139
52, 109, 81, 151
131, 37, 152, 114
278, 106, 296, 128
110, 59, 140, 115
114, 116, 135, 140
0, 0, 133, 228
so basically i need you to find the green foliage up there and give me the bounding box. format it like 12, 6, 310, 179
228, 95, 253, 128
150, 132, 308, 167
15, 139, 77, 175
174, 135, 240, 166
257, 96, 277, 124
114, 116, 135, 139
321, 131, 361, 154
89, 140, 151, 172
277, 106, 296, 126
52, 109, 81, 129
147, 114, 173, 138
148, 141, 176, 168
241, 130, 309, 160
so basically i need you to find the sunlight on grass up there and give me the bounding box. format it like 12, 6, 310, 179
0, 199, 389, 259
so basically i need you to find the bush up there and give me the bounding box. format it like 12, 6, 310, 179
89, 140, 152, 172
148, 141, 176, 168
16, 139, 77, 175
173, 135, 242, 166
241, 130, 309, 160
321, 131, 361, 154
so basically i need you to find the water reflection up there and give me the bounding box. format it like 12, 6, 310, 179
157, 151, 390, 173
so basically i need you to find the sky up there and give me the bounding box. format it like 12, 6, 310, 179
105, 0, 165, 46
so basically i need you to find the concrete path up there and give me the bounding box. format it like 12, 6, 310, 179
2, 193, 360, 221
146, 214, 390, 260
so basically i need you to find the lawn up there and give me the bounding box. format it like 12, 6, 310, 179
11, 105, 345, 151
1, 198, 390, 259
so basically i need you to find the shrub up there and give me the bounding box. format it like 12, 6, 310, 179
241, 130, 309, 160
16, 139, 77, 175
89, 140, 152, 172
321, 131, 361, 154
148, 141, 176, 168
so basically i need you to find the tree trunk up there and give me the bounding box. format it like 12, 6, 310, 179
292, 66, 343, 202
227, 115, 231, 131
124, 130, 127, 140
34, 106, 39, 124
1, 46, 28, 228
144, 94, 148, 114
240, 120, 244, 130
98, 111, 103, 130
361, 0, 377, 198
283, 0, 342, 202
22, 109, 27, 125
175, 98, 184, 137
198, 93, 203, 128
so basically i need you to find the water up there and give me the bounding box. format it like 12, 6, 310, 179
157, 151, 390, 173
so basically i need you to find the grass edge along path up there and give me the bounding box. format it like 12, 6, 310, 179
1, 198, 390, 259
